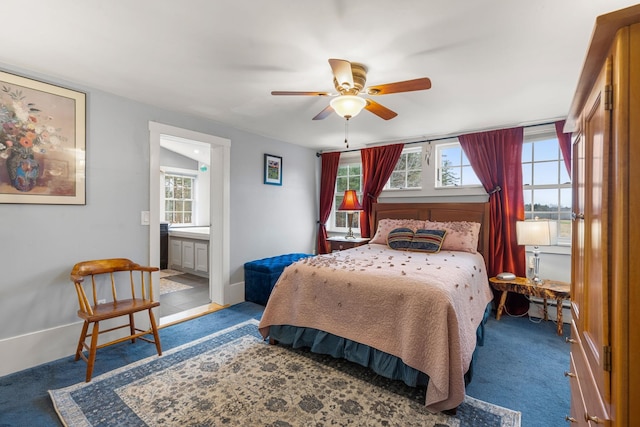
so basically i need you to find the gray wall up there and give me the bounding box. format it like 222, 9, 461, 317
0, 63, 317, 372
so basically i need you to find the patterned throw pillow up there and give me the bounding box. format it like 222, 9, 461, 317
423, 220, 481, 253
387, 228, 415, 250
410, 229, 447, 253
370, 219, 426, 244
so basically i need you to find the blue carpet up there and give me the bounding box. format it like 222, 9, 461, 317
0, 302, 568, 427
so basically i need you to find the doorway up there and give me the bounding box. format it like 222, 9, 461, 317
148, 122, 231, 321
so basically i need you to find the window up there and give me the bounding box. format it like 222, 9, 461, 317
435, 142, 481, 187
333, 162, 362, 231
164, 174, 195, 224
522, 129, 571, 244
385, 147, 422, 190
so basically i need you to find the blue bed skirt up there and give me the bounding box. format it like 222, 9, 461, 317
268, 302, 492, 388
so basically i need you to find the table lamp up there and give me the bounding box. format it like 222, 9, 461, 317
337, 190, 363, 239
516, 218, 558, 285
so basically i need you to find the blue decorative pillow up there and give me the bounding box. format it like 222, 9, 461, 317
387, 227, 414, 250
410, 229, 447, 253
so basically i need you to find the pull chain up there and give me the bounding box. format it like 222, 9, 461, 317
344, 117, 350, 148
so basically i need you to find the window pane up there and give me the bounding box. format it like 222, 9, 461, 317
407, 152, 421, 169
337, 166, 348, 177
336, 177, 348, 193
390, 171, 405, 188
522, 163, 533, 186
441, 146, 461, 166
395, 154, 406, 170
460, 166, 480, 186
532, 188, 558, 213
523, 189, 532, 212
461, 150, 471, 166
533, 139, 558, 161
522, 142, 533, 163
351, 165, 361, 176
560, 188, 572, 211
348, 176, 361, 191
533, 162, 559, 185
560, 165, 570, 184
407, 170, 421, 187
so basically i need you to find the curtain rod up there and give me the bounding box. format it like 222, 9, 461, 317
315, 120, 559, 157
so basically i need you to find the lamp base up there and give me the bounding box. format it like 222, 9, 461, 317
344, 212, 357, 239
345, 227, 356, 239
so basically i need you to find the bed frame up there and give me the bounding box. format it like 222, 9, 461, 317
370, 202, 491, 263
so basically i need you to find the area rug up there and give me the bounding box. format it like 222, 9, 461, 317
159, 276, 193, 295
159, 270, 194, 295
50, 320, 521, 427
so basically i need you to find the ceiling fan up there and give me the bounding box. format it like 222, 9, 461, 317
271, 58, 432, 121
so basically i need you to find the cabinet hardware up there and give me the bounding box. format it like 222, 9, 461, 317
565, 416, 577, 423
565, 337, 577, 344
564, 371, 576, 378
571, 212, 585, 221
585, 413, 604, 424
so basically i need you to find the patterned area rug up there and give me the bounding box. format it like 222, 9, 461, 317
49, 320, 520, 427
159, 269, 193, 295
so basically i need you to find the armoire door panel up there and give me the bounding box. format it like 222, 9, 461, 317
581, 55, 612, 409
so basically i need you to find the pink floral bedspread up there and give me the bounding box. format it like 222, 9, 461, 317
258, 243, 493, 412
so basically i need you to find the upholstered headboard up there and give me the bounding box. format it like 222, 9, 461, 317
370, 202, 491, 263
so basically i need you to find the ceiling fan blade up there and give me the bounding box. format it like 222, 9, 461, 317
365, 99, 398, 120
312, 105, 334, 120
328, 59, 354, 91
271, 91, 331, 96
366, 77, 432, 95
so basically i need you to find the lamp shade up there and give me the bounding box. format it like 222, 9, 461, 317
330, 95, 367, 118
516, 220, 558, 246
337, 190, 363, 211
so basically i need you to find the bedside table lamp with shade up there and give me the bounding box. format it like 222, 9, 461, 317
337, 190, 363, 239
516, 218, 558, 285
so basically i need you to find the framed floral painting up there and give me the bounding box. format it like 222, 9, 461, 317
264, 153, 282, 186
0, 70, 86, 204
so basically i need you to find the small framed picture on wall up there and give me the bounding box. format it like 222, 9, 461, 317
264, 153, 282, 186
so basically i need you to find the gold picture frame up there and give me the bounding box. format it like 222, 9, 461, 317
0, 70, 86, 204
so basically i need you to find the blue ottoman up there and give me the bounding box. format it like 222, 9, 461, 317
244, 253, 313, 305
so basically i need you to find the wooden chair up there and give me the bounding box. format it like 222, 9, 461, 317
70, 258, 162, 382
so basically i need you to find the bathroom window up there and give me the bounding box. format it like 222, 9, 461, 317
164, 174, 195, 224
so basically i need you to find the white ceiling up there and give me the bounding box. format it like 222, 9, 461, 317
1, 0, 637, 152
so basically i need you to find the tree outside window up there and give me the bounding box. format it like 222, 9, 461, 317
164, 174, 194, 224
436, 142, 481, 187
386, 148, 422, 189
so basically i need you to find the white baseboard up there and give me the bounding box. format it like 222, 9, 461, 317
0, 312, 156, 378
528, 297, 571, 324
226, 281, 245, 306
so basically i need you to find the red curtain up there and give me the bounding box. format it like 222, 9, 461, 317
459, 127, 528, 314
317, 152, 341, 254
555, 120, 572, 177
359, 144, 404, 237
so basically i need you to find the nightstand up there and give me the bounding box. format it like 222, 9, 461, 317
327, 236, 370, 252
489, 276, 570, 335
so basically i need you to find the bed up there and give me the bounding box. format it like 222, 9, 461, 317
258, 202, 494, 412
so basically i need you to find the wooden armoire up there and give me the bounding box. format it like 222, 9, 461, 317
564, 5, 640, 426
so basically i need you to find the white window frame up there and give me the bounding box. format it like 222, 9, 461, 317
162, 167, 197, 225
435, 141, 483, 188
383, 146, 423, 191
329, 153, 363, 233
522, 125, 572, 246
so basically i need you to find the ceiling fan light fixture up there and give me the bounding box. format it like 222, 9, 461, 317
330, 95, 367, 119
